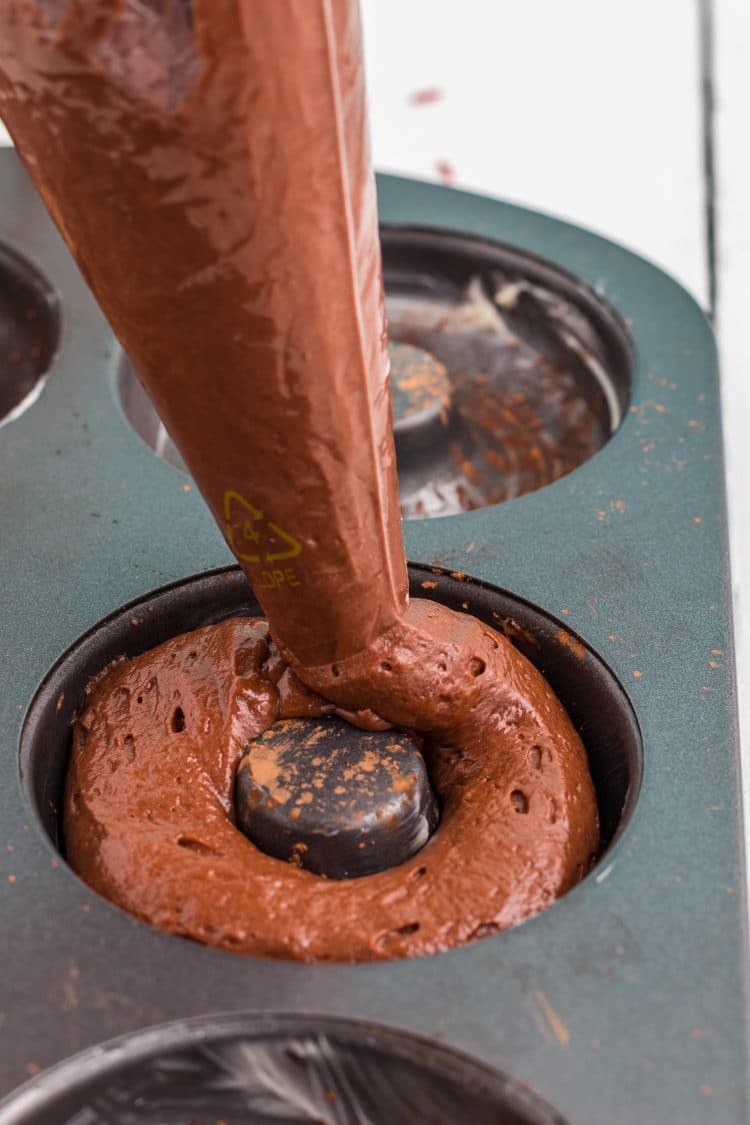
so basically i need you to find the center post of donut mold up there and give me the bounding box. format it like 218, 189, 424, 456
235, 717, 440, 878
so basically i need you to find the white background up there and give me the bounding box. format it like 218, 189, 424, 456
2, 2, 748, 846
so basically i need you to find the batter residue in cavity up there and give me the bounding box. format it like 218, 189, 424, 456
65, 600, 600, 964
388, 276, 618, 519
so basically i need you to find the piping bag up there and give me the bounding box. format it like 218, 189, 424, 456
0, 0, 406, 669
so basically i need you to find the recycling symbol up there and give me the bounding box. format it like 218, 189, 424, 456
223, 490, 302, 565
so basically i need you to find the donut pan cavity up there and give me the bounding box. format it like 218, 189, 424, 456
0, 241, 59, 427
118, 226, 632, 520
0, 1014, 567, 1125
20, 566, 640, 890
0, 149, 746, 1123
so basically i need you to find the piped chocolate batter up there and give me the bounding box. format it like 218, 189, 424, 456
0, 0, 600, 960
66, 604, 598, 962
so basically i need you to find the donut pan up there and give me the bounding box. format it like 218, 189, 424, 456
0, 147, 746, 1123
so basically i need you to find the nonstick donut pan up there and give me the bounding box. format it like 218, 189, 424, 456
0, 148, 746, 1123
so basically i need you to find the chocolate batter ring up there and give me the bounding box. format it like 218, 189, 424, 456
65, 598, 599, 963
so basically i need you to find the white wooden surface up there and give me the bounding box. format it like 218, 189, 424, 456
361, 0, 709, 307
